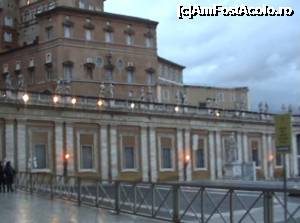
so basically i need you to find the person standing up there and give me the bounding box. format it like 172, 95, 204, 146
0, 161, 5, 192
4, 161, 16, 192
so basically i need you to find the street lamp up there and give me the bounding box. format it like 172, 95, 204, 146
63, 153, 70, 177
22, 93, 29, 103
53, 95, 59, 104
184, 154, 191, 181
71, 97, 77, 105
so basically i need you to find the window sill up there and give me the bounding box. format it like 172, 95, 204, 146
30, 169, 51, 173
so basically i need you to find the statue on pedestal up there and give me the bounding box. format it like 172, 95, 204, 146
98, 82, 105, 98
17, 74, 24, 89
109, 83, 114, 98
5, 74, 12, 89
55, 80, 71, 95
224, 133, 238, 164
140, 87, 145, 101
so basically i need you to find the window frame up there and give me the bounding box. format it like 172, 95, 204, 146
120, 134, 138, 172
80, 144, 94, 171
4, 32, 13, 42
33, 143, 48, 170
249, 138, 262, 169
192, 135, 208, 171
158, 134, 175, 172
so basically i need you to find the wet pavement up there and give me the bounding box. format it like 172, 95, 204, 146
0, 192, 163, 223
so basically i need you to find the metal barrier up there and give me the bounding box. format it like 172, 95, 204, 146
16, 172, 300, 223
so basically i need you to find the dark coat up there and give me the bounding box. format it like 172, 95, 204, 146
4, 164, 15, 184
0, 165, 5, 184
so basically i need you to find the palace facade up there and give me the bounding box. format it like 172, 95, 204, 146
0, 90, 299, 181
1, 1, 298, 182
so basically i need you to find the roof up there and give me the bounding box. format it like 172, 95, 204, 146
158, 56, 185, 69
37, 6, 158, 26
184, 85, 249, 91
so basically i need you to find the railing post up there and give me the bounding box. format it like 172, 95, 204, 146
115, 181, 120, 214
200, 187, 205, 223
77, 177, 81, 206
263, 191, 274, 223
133, 183, 137, 214
151, 183, 155, 218
229, 190, 234, 223
95, 180, 99, 208
173, 184, 180, 223
30, 173, 33, 194
50, 174, 54, 200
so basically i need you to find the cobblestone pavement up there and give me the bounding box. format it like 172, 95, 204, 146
0, 192, 163, 223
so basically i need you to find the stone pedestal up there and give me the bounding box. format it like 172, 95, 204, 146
224, 162, 243, 179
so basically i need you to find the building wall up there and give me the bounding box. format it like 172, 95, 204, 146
1, 92, 299, 181
185, 85, 249, 110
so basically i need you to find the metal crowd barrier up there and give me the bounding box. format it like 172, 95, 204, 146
15, 172, 300, 223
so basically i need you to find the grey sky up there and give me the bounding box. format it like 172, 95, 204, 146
106, 0, 300, 112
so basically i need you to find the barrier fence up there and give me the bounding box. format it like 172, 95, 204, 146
15, 172, 300, 223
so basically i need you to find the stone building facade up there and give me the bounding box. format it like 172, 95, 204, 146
0, 90, 299, 181
0, 0, 249, 110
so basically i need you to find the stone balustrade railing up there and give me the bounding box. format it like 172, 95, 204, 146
0, 89, 299, 125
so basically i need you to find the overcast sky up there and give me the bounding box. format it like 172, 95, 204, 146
106, 0, 300, 112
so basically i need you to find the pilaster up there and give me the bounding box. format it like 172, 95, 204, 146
110, 125, 118, 180
208, 131, 216, 180
149, 127, 157, 182
100, 125, 109, 180
141, 126, 149, 182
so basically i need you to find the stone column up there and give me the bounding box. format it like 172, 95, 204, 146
110, 125, 118, 180
16, 120, 26, 172
291, 133, 298, 177
177, 128, 184, 181
286, 154, 291, 178
208, 131, 216, 180
149, 127, 157, 182
141, 126, 149, 182
66, 123, 75, 175
236, 132, 243, 163
215, 131, 222, 179
267, 134, 274, 179
262, 134, 268, 179
55, 122, 64, 175
5, 119, 15, 166
100, 125, 109, 181
242, 132, 249, 163
184, 129, 192, 181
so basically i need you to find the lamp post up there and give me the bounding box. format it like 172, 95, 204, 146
63, 153, 70, 177
184, 154, 190, 181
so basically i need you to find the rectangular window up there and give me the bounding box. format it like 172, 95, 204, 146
34, 144, 47, 169
276, 153, 284, 167
80, 145, 93, 169
64, 26, 71, 38
63, 65, 73, 82
106, 70, 113, 82
121, 135, 137, 170
126, 35, 133, 45
4, 32, 12, 42
123, 146, 135, 169
105, 32, 113, 43
28, 69, 35, 84
195, 138, 206, 169
85, 29, 92, 41
4, 16, 13, 27
160, 137, 173, 170
162, 148, 172, 169
251, 141, 260, 167
46, 67, 53, 81
46, 27, 53, 40
127, 71, 134, 83
146, 37, 153, 48
147, 73, 154, 85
